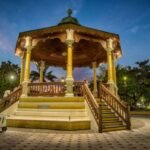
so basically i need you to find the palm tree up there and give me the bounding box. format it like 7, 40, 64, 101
30, 64, 57, 82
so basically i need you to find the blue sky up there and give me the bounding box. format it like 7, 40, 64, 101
0, 0, 150, 80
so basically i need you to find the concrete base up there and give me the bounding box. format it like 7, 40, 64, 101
85, 101, 99, 132
21, 81, 29, 97
7, 118, 90, 131
107, 81, 118, 96
92, 90, 98, 98
7, 96, 91, 131
65, 93, 74, 97
65, 79, 74, 97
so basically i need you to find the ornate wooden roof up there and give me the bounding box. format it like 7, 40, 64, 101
15, 10, 122, 68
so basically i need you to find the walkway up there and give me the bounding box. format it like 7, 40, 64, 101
0, 116, 150, 150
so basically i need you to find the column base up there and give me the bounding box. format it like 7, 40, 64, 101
92, 90, 98, 97
21, 80, 30, 97
65, 78, 74, 97
65, 93, 74, 97
107, 81, 118, 96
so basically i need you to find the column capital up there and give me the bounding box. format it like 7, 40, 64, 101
106, 38, 114, 51
39, 60, 45, 70
66, 29, 74, 41
92, 61, 97, 67
66, 40, 74, 48
24, 36, 32, 49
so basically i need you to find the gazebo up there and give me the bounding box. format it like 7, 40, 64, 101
15, 9, 121, 97
4, 9, 130, 132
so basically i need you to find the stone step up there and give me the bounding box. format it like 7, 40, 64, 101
20, 97, 84, 102
17, 108, 86, 112
102, 111, 113, 114
7, 116, 90, 130
103, 119, 121, 123
103, 122, 124, 128
18, 102, 85, 109
103, 121, 123, 126
102, 126, 127, 132
102, 113, 116, 117
102, 117, 119, 121
14, 110, 88, 117
102, 115, 118, 118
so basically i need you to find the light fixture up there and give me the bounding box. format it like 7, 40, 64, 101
62, 52, 67, 56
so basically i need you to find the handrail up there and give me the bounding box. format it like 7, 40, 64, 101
100, 84, 131, 129
82, 82, 101, 131
0, 86, 22, 113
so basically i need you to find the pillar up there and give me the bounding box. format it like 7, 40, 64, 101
112, 53, 118, 95
106, 38, 115, 93
21, 36, 32, 97
65, 29, 74, 97
39, 61, 45, 82
112, 53, 117, 85
20, 53, 25, 84
92, 61, 97, 97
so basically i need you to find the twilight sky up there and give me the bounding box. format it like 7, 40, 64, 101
0, 0, 150, 80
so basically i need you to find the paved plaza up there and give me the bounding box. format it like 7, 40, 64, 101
0, 116, 150, 150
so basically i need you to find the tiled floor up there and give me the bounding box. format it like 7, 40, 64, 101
0, 116, 150, 150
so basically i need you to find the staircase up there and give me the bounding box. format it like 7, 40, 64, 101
101, 100, 127, 132
83, 82, 131, 133
7, 97, 90, 130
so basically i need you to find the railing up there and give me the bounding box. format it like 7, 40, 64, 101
74, 81, 83, 96
99, 84, 131, 129
82, 82, 102, 131
0, 86, 22, 113
28, 82, 84, 97
28, 82, 65, 96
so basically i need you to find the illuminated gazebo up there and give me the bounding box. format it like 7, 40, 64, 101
4, 9, 130, 132
15, 9, 121, 97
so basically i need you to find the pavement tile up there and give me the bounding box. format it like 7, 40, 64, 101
0, 116, 150, 150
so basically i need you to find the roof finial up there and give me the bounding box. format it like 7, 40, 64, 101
67, 8, 72, 17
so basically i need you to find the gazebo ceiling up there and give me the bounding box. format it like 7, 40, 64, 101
31, 38, 107, 67
15, 10, 122, 68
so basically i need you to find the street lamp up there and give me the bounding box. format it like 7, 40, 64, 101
10, 75, 15, 80
61, 77, 65, 82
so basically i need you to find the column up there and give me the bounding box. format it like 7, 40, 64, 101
112, 53, 117, 85
112, 53, 118, 95
92, 61, 97, 97
39, 61, 45, 82
65, 29, 74, 97
21, 36, 32, 97
106, 38, 115, 93
20, 53, 25, 84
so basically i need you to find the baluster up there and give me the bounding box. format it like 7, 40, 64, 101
99, 99, 102, 133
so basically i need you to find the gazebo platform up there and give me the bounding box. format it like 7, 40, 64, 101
7, 97, 90, 130
3, 82, 130, 132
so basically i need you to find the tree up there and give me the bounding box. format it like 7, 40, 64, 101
0, 61, 20, 98
30, 64, 57, 82
134, 59, 150, 107
117, 60, 150, 109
